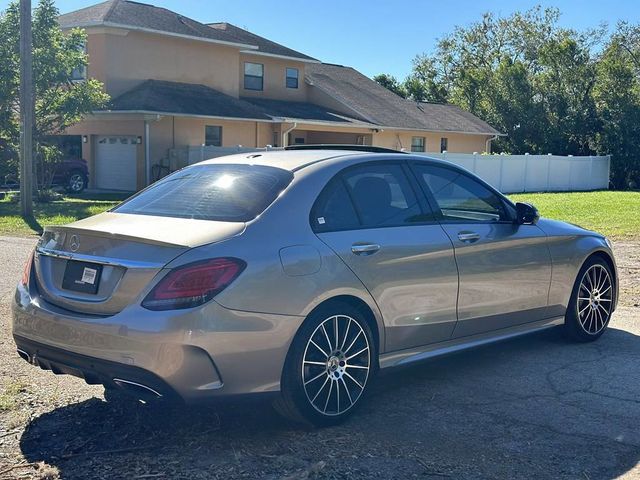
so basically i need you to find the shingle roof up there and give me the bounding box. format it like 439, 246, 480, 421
208, 23, 317, 62
106, 80, 371, 126
306, 63, 502, 135
59, 1, 315, 60
59, 0, 256, 48
108, 80, 271, 120
241, 97, 373, 125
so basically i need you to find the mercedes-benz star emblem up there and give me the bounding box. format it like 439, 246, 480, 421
69, 235, 80, 252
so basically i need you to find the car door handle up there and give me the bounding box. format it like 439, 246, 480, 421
457, 231, 481, 243
351, 243, 381, 255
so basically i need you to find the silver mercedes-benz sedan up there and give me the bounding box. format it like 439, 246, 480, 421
12, 147, 618, 426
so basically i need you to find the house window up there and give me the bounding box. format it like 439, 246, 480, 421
205, 125, 222, 146
244, 62, 264, 91
286, 68, 299, 89
71, 42, 87, 81
411, 136, 425, 152
440, 137, 448, 153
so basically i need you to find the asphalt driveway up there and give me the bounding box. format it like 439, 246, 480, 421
1, 235, 639, 479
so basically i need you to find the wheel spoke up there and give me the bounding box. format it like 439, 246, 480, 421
323, 379, 334, 413
600, 285, 612, 295
578, 303, 591, 316
340, 377, 353, 407
304, 360, 326, 366
344, 371, 364, 390
340, 318, 351, 351
344, 330, 363, 355
597, 302, 610, 317
346, 346, 369, 361
321, 324, 333, 352
311, 376, 330, 403
345, 364, 369, 370
304, 370, 327, 386
334, 316, 339, 351
310, 339, 329, 358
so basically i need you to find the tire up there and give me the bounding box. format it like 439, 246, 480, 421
274, 302, 376, 427
564, 256, 615, 342
66, 171, 87, 194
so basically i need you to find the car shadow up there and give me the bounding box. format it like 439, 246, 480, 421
19, 326, 640, 479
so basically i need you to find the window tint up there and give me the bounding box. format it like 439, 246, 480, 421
414, 165, 509, 223
114, 164, 293, 222
312, 178, 359, 232
244, 62, 264, 91
343, 164, 428, 228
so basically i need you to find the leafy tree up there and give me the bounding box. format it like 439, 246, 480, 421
372, 73, 407, 98
0, 0, 108, 187
374, 6, 639, 187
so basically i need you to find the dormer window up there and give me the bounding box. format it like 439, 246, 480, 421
286, 68, 299, 89
244, 62, 264, 91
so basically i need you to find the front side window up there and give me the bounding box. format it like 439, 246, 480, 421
342, 164, 428, 228
205, 125, 222, 147
244, 62, 264, 91
413, 164, 509, 223
114, 164, 293, 222
411, 136, 425, 152
286, 67, 299, 89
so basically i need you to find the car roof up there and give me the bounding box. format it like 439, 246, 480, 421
197, 148, 445, 172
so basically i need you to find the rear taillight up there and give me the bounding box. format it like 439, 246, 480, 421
21, 250, 34, 287
142, 258, 246, 311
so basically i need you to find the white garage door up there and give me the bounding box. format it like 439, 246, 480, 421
95, 136, 137, 191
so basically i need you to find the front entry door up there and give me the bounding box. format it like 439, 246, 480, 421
312, 162, 459, 351
410, 162, 552, 337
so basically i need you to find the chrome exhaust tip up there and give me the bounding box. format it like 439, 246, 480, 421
112, 378, 163, 399
16, 348, 30, 363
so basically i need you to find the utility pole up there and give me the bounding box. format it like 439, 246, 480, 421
19, 0, 33, 217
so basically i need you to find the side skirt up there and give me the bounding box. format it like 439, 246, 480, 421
379, 316, 565, 369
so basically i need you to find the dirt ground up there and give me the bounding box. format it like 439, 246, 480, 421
0, 235, 639, 480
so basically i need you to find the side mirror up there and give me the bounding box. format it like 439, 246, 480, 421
515, 202, 539, 225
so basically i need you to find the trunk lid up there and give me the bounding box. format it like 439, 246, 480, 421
34, 212, 245, 315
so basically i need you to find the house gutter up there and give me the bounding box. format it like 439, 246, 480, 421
281, 121, 297, 147
485, 134, 499, 153
144, 114, 162, 186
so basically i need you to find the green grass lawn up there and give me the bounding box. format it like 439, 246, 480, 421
0, 194, 123, 237
509, 191, 640, 239
0, 190, 638, 239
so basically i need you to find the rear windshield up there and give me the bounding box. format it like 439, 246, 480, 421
114, 164, 293, 222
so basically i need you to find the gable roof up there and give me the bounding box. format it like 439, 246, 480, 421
306, 63, 502, 136
59, 0, 257, 48
208, 23, 318, 62
59, 1, 315, 60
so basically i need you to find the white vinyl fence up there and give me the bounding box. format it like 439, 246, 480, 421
417, 152, 610, 193
167, 146, 610, 194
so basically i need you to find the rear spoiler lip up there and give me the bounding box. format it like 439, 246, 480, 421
35, 245, 169, 270
42, 225, 187, 249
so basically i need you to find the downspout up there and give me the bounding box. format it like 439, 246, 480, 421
282, 121, 297, 148
485, 134, 499, 154
144, 114, 162, 186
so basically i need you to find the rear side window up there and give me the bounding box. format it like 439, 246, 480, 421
312, 163, 432, 232
114, 164, 293, 222
413, 164, 509, 222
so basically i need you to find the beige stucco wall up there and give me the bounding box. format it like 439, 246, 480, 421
239, 54, 308, 101
87, 29, 242, 98
373, 131, 491, 153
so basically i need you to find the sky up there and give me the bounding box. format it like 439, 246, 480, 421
4, 0, 640, 79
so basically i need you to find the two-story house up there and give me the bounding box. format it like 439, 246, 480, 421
60, 0, 502, 191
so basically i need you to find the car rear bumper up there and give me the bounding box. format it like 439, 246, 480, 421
11, 282, 303, 403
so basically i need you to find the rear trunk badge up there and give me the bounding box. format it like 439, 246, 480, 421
69, 235, 80, 252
